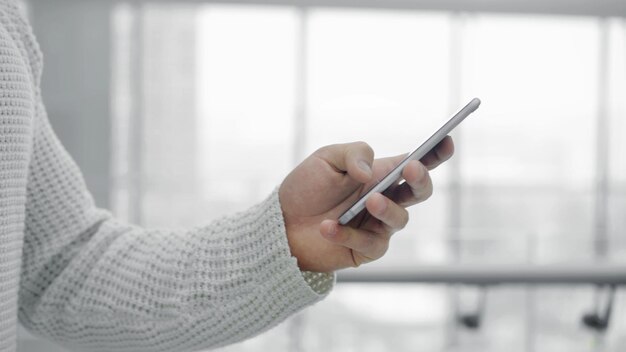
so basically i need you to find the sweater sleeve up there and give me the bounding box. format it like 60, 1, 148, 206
18, 93, 334, 350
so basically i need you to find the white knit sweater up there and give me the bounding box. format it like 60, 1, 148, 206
0, 1, 334, 351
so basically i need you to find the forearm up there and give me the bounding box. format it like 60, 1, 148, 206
19, 106, 334, 351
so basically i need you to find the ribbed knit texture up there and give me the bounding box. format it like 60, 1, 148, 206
0, 1, 334, 351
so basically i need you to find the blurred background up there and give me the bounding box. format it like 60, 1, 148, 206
16, 0, 626, 351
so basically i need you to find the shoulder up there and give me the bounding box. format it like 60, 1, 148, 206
0, 0, 43, 91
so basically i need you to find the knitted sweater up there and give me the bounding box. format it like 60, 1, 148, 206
0, 1, 334, 351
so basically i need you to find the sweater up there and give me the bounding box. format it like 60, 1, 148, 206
0, 1, 334, 351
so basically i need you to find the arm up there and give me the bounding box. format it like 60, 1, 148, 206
19, 107, 333, 351
19, 108, 452, 351
12, 9, 453, 352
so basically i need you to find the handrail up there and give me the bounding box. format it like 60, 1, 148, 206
337, 263, 626, 285
338, 263, 625, 330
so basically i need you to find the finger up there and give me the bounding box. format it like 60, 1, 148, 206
420, 136, 454, 170
320, 219, 389, 262
364, 192, 409, 233
316, 141, 375, 183
390, 160, 433, 207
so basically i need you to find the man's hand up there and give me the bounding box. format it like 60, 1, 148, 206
279, 137, 454, 272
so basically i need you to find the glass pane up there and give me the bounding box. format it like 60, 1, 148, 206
140, 4, 202, 227
461, 15, 599, 185
307, 9, 454, 266
307, 9, 452, 156
197, 5, 297, 219
459, 15, 599, 247
127, 4, 298, 227
292, 284, 449, 352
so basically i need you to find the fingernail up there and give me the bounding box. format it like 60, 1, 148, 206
376, 194, 388, 214
358, 160, 372, 177
419, 162, 427, 175
325, 223, 338, 238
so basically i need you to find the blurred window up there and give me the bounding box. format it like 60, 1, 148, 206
109, 3, 626, 352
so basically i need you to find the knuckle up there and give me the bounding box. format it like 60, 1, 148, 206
315, 143, 335, 156
353, 141, 374, 158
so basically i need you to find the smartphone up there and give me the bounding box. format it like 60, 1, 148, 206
338, 97, 481, 225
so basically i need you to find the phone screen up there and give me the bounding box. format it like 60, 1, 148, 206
338, 98, 481, 225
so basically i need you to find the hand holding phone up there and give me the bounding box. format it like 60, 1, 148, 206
338, 98, 481, 225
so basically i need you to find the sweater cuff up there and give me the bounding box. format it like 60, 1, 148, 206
187, 188, 335, 315
264, 188, 335, 298
301, 271, 335, 295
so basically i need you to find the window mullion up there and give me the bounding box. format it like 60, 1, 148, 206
293, 7, 310, 166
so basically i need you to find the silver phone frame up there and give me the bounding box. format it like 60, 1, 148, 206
338, 97, 481, 225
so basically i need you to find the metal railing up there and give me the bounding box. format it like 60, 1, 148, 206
338, 263, 626, 285
338, 263, 625, 331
